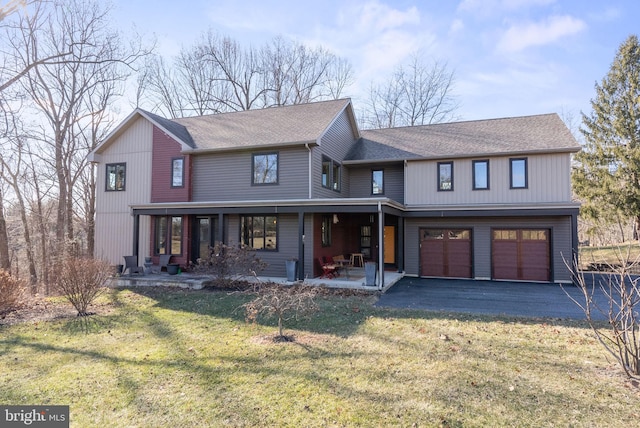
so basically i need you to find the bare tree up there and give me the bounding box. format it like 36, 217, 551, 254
0, 137, 38, 285
140, 32, 353, 117
565, 251, 640, 379
363, 53, 458, 129
6, 0, 148, 257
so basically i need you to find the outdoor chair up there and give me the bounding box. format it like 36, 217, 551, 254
123, 256, 143, 275
158, 254, 173, 272
316, 258, 337, 279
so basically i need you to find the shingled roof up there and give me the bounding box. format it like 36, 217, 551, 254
173, 98, 353, 151
346, 113, 580, 162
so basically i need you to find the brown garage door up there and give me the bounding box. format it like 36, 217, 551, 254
492, 229, 550, 281
420, 229, 472, 278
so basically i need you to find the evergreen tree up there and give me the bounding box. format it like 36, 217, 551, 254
573, 35, 640, 238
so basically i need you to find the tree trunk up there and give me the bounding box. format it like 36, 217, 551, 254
0, 187, 10, 270
635, 216, 640, 241
15, 190, 38, 286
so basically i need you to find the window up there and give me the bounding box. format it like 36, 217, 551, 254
510, 158, 528, 189
241, 215, 278, 250
332, 161, 341, 191
154, 216, 183, 255
321, 215, 332, 247
438, 161, 453, 191
172, 157, 184, 187
105, 163, 126, 191
321, 156, 341, 192
472, 160, 489, 190
372, 169, 384, 195
252, 153, 278, 184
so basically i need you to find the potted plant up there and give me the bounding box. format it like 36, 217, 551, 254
365, 262, 377, 287
167, 263, 180, 275
285, 258, 298, 282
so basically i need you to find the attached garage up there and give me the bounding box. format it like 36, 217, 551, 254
420, 228, 472, 278
492, 229, 550, 281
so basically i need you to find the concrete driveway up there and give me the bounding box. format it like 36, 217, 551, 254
375, 275, 617, 320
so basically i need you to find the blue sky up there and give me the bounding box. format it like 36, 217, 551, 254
112, 0, 638, 124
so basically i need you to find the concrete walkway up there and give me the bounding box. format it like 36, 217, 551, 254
375, 275, 617, 320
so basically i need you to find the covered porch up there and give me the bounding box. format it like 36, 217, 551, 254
129, 198, 406, 290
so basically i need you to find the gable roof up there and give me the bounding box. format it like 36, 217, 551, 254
346, 113, 580, 163
175, 98, 356, 152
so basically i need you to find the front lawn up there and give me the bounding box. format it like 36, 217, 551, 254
1, 287, 637, 427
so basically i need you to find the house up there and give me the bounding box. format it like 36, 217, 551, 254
88, 98, 580, 287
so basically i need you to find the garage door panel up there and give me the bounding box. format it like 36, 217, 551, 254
420, 228, 472, 278
492, 229, 550, 281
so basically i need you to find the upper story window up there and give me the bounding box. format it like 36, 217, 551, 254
438, 161, 453, 191
510, 158, 528, 189
372, 169, 384, 195
472, 160, 489, 190
252, 152, 278, 185
106, 163, 126, 191
171, 157, 184, 188
241, 215, 278, 251
321, 156, 341, 192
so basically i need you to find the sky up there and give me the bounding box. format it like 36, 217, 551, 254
111, 0, 639, 125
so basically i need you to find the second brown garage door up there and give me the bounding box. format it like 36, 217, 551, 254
420, 228, 472, 278
492, 229, 550, 281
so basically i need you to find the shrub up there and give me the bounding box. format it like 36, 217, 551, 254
0, 269, 25, 318
243, 283, 319, 340
54, 257, 111, 316
192, 242, 267, 287
565, 250, 640, 379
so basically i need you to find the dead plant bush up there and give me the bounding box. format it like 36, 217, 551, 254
0, 269, 25, 318
54, 257, 111, 316
244, 283, 319, 340
192, 242, 267, 287
565, 248, 640, 379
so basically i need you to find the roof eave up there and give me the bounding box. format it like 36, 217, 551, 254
182, 139, 319, 155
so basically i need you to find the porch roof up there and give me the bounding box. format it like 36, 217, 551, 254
130, 197, 405, 216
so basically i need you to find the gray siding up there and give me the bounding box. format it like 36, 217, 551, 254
312, 110, 358, 198
227, 213, 314, 279
348, 164, 404, 203
404, 216, 574, 283
192, 146, 310, 201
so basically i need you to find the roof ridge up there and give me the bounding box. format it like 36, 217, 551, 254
362, 113, 559, 133
173, 98, 351, 122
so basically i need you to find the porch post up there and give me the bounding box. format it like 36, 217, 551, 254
378, 202, 384, 290
298, 211, 305, 280
397, 216, 404, 273
218, 213, 224, 244
133, 213, 140, 261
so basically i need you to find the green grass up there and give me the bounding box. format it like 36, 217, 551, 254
1, 287, 638, 427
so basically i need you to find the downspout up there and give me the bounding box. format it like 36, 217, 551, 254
378, 201, 384, 291
306, 143, 312, 199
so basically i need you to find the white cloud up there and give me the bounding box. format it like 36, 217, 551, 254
497, 15, 586, 53
450, 19, 464, 34
458, 0, 556, 13
351, 1, 420, 32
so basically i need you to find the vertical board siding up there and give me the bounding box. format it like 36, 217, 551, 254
312, 110, 358, 198
151, 126, 190, 202
348, 164, 404, 203
95, 117, 153, 265
406, 153, 573, 206
192, 147, 309, 201
405, 216, 574, 282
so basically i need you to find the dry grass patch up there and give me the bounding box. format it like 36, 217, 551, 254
1, 286, 638, 427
